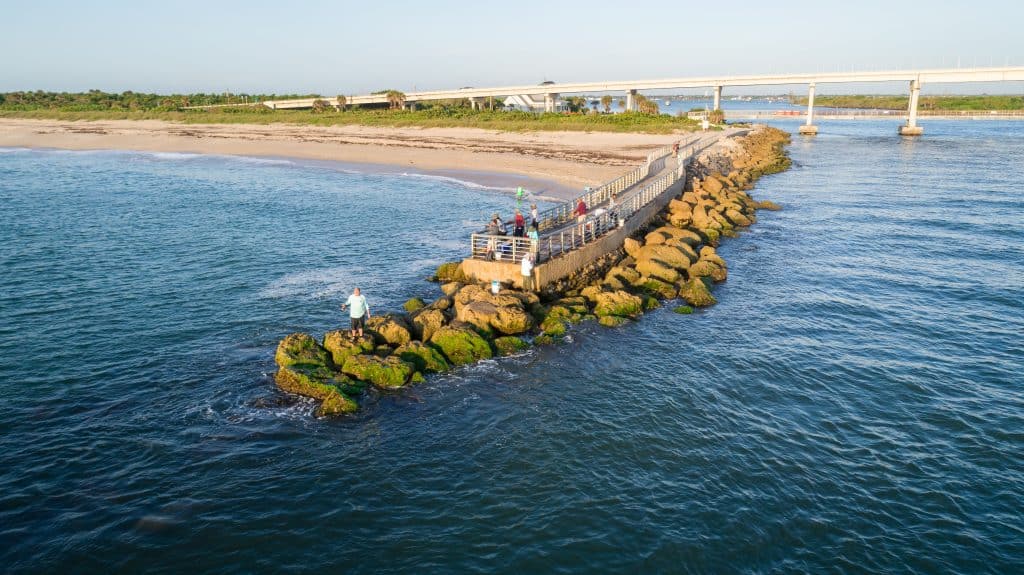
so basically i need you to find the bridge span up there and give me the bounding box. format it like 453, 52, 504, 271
257, 66, 1024, 137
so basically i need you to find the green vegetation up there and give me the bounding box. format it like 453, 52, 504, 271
0, 90, 702, 134
791, 94, 1024, 111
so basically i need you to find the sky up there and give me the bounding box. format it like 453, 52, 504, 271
2, 0, 1023, 95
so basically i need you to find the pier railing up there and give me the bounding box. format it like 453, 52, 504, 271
531, 142, 680, 232
469, 150, 695, 264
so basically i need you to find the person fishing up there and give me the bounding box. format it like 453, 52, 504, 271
340, 287, 370, 339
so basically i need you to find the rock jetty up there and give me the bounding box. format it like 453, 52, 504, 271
273, 127, 791, 416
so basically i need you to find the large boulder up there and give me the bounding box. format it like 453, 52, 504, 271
275, 366, 359, 417
395, 341, 450, 373
699, 246, 728, 269
635, 244, 693, 271
598, 315, 629, 328
606, 265, 641, 286
635, 258, 680, 284
366, 315, 412, 347
341, 354, 417, 388
702, 175, 724, 195
592, 290, 643, 318
275, 332, 332, 369
323, 331, 375, 366
492, 305, 533, 335
640, 277, 678, 299
678, 278, 717, 307
624, 237, 642, 257
429, 326, 493, 366
410, 308, 446, 342
688, 259, 728, 282
724, 209, 753, 227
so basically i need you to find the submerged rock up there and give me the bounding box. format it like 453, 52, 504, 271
429, 326, 493, 365
433, 262, 468, 282
673, 305, 694, 314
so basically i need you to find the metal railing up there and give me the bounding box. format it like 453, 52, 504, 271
468, 134, 720, 264
527, 141, 685, 233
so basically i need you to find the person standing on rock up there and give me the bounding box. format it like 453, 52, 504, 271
341, 287, 371, 339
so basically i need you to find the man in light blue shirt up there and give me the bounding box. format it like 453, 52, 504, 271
341, 287, 371, 338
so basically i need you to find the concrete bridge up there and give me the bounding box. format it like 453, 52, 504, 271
257, 66, 1024, 137
459, 130, 744, 291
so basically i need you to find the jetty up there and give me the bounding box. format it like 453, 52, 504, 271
460, 129, 743, 291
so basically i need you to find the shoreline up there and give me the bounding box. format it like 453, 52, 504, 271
0, 118, 685, 200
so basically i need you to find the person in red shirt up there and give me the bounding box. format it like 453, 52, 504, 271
575, 198, 587, 220
513, 209, 526, 237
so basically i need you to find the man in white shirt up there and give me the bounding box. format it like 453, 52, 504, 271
521, 252, 535, 292
341, 287, 371, 338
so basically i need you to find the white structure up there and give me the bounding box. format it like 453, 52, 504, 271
208, 66, 1024, 136
503, 94, 566, 113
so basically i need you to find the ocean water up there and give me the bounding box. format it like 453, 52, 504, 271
1, 121, 1022, 573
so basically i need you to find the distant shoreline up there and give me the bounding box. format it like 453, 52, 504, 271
0, 118, 686, 200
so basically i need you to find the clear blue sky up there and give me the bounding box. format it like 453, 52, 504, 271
2, 0, 1022, 95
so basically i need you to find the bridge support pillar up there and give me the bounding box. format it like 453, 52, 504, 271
544, 93, 558, 113
799, 82, 819, 135
626, 89, 637, 112
899, 79, 924, 136
469, 98, 481, 111
713, 85, 722, 111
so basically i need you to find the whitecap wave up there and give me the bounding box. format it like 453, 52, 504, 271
0, 147, 32, 154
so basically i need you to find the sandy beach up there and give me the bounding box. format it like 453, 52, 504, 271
0, 118, 683, 199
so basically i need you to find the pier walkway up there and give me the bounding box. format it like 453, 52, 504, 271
460, 129, 743, 289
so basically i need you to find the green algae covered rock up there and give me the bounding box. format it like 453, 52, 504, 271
678, 278, 717, 307
533, 334, 557, 346
322, 331, 375, 367
403, 297, 426, 313
341, 354, 417, 388
275, 366, 359, 416
640, 278, 678, 300
433, 261, 468, 282
429, 326, 493, 366
642, 295, 661, 310
275, 332, 332, 369
592, 290, 644, 318
494, 336, 530, 356
673, 305, 694, 314
598, 315, 629, 328
394, 341, 450, 373
540, 316, 567, 337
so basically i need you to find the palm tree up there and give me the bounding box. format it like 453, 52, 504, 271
385, 90, 406, 110
311, 98, 330, 113
601, 95, 612, 113
617, 98, 626, 110
336, 95, 347, 111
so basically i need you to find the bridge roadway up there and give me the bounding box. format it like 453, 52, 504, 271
252, 66, 1024, 136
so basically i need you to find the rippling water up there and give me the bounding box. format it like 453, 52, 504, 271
2, 122, 1022, 573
